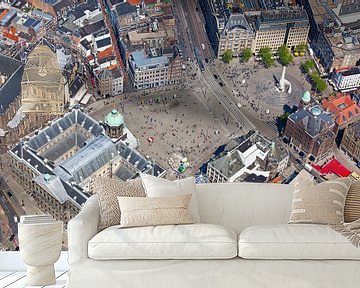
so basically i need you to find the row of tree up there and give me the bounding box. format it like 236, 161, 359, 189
301, 60, 327, 93
223, 43, 306, 67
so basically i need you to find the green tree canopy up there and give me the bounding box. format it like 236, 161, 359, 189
259, 47, 274, 68
301, 59, 315, 73
277, 45, 293, 66
310, 72, 327, 93
223, 49, 233, 63
279, 112, 290, 122
295, 43, 307, 53
241, 48, 252, 62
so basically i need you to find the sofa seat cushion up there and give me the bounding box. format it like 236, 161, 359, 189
89, 223, 237, 260
238, 224, 360, 260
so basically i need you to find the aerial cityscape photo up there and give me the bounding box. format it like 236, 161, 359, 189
0, 0, 359, 286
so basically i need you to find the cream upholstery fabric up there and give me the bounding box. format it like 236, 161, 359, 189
289, 178, 352, 224
344, 181, 360, 223
67, 258, 360, 288
88, 223, 237, 260
68, 184, 360, 288
118, 194, 193, 228
141, 174, 200, 222
238, 224, 360, 259
93, 178, 145, 229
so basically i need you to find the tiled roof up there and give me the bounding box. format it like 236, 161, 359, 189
97, 47, 113, 59
322, 94, 360, 125
288, 105, 335, 137
0, 55, 23, 114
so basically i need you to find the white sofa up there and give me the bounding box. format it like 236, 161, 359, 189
66, 182, 360, 288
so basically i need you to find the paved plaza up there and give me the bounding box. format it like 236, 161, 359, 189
215, 58, 312, 120
91, 89, 239, 179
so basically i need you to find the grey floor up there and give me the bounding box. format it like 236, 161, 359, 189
0, 271, 67, 288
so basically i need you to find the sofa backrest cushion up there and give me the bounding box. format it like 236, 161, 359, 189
195, 183, 294, 234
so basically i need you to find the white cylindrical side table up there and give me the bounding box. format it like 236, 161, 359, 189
18, 221, 63, 286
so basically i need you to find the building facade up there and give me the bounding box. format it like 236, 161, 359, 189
340, 122, 360, 164
251, 9, 309, 54
284, 105, 336, 162
128, 47, 182, 90
331, 67, 360, 92
98, 68, 124, 97
217, 14, 254, 58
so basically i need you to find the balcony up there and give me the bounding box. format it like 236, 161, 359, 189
0, 251, 68, 288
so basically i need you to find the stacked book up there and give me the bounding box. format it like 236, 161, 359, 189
20, 215, 55, 224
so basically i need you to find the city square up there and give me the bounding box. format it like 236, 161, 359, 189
0, 0, 359, 286
90, 86, 240, 179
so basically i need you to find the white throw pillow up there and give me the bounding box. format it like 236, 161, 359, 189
140, 174, 200, 222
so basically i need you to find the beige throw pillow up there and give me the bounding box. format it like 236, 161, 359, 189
344, 181, 360, 223
140, 174, 200, 222
93, 177, 146, 229
118, 194, 194, 228
289, 178, 352, 225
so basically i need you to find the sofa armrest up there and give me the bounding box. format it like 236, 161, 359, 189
68, 195, 100, 264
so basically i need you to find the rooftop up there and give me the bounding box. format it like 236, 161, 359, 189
104, 109, 124, 127
288, 105, 335, 137
0, 54, 23, 114
322, 94, 360, 125
209, 131, 280, 182
21, 44, 64, 94
129, 50, 169, 68
223, 13, 252, 33
9, 108, 166, 208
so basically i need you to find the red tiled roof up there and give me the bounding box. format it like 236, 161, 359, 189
87, 54, 94, 61
312, 159, 351, 177
322, 93, 360, 125
127, 0, 141, 5
97, 47, 113, 59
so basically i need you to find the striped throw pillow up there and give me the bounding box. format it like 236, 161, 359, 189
344, 181, 360, 223
289, 178, 352, 225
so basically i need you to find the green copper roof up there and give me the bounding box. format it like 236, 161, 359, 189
302, 90, 311, 103
105, 109, 124, 127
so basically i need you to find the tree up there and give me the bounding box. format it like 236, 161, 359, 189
277, 45, 293, 66
301, 60, 315, 73
259, 47, 274, 68
279, 112, 290, 122
241, 48, 252, 62
295, 42, 307, 54
316, 78, 327, 93
223, 49, 233, 63
310, 72, 327, 93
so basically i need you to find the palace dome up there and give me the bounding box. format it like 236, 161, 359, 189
105, 109, 124, 127
301, 90, 311, 103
